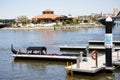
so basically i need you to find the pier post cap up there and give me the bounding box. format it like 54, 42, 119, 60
105, 16, 112, 22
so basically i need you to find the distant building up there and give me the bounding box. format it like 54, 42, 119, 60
32, 9, 72, 24
91, 13, 102, 18
113, 8, 119, 17
116, 11, 120, 17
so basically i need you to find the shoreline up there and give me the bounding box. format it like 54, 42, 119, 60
1, 23, 104, 31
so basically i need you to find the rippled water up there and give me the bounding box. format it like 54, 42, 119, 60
0, 24, 120, 80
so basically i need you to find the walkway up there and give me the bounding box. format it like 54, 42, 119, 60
65, 50, 120, 74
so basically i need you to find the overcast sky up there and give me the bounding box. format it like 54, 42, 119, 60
0, 0, 120, 19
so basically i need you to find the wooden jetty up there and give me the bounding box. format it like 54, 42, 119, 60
59, 40, 120, 51
65, 50, 120, 74
88, 40, 120, 45
59, 45, 120, 51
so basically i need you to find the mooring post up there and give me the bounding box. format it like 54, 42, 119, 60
80, 51, 83, 62
71, 62, 73, 75
85, 45, 89, 61
105, 16, 114, 67
76, 57, 80, 68
86, 45, 89, 57
76, 51, 83, 68
96, 52, 98, 68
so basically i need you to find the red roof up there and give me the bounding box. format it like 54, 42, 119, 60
34, 14, 61, 19
34, 9, 62, 19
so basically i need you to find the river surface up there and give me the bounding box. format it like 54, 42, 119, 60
0, 24, 120, 80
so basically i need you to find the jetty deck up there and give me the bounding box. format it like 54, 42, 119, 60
59, 40, 120, 51
88, 40, 120, 45
65, 50, 120, 74
59, 45, 120, 51
13, 54, 78, 62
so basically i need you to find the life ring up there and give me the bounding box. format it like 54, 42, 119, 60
91, 50, 98, 60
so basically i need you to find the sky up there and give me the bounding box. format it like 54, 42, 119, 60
0, 0, 120, 19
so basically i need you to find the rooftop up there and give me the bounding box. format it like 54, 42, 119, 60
34, 9, 62, 19
43, 9, 53, 12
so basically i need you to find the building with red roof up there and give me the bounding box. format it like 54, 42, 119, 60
32, 9, 72, 23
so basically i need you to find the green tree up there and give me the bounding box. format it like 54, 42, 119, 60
2, 19, 7, 23
9, 20, 15, 26
72, 18, 79, 24
91, 17, 98, 22
83, 19, 88, 23
62, 21, 66, 26
16, 16, 30, 26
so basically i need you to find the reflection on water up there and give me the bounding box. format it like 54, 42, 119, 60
42, 31, 56, 40
0, 25, 120, 80
12, 60, 66, 80
66, 73, 115, 80
12, 60, 120, 80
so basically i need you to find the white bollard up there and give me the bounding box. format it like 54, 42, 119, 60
76, 57, 80, 68
76, 51, 83, 68
80, 52, 83, 62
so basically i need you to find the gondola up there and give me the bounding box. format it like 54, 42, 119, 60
11, 44, 47, 55
11, 45, 87, 62
11, 44, 85, 56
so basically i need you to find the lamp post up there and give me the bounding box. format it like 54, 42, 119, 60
105, 17, 114, 67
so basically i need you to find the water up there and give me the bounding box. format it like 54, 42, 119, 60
0, 25, 120, 80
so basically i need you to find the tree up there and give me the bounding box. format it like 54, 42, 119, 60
91, 17, 98, 22
72, 18, 79, 24
16, 16, 30, 26
83, 19, 89, 23
2, 19, 7, 23
62, 20, 67, 26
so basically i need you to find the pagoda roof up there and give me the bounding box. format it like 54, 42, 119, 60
34, 14, 61, 19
